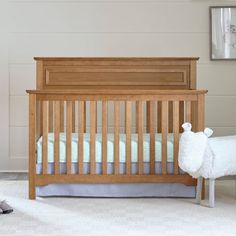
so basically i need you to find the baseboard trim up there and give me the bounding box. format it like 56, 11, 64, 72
0, 170, 28, 173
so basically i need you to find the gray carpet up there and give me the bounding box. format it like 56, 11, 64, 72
0, 180, 236, 236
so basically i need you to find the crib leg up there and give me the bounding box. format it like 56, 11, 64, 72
29, 181, 36, 200
196, 177, 203, 204
209, 178, 215, 208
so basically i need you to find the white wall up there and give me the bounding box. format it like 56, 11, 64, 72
2, 0, 236, 171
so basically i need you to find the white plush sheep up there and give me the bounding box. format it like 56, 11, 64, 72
178, 122, 236, 207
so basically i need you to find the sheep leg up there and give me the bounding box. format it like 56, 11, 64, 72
209, 178, 215, 208
196, 177, 203, 204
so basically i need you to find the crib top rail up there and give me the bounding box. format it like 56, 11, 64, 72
26, 89, 207, 101
26, 89, 207, 102
26, 89, 207, 95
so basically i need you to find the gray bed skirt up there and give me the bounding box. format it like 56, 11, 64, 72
36, 162, 196, 198
36, 183, 196, 198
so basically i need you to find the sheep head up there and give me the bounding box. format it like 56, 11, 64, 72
178, 123, 213, 176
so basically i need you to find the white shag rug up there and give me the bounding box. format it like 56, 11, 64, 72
0, 180, 236, 236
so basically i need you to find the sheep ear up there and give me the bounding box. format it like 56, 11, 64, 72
182, 122, 192, 132
204, 128, 213, 137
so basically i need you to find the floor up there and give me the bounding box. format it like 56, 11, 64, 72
0, 176, 236, 236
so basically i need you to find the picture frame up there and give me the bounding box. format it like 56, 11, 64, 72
210, 6, 236, 60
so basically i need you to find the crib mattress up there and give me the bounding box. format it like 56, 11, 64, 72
37, 133, 174, 163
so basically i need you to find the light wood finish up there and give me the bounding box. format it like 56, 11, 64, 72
60, 101, 64, 132
197, 94, 205, 131
27, 57, 205, 199
35, 174, 196, 186
83, 102, 86, 133
191, 101, 198, 131
72, 101, 75, 132
78, 101, 84, 174
36, 60, 44, 89
36, 100, 41, 141
149, 101, 155, 174
54, 101, 60, 175
90, 101, 96, 175
173, 101, 180, 175
27, 89, 206, 96
42, 101, 49, 175
157, 101, 162, 133
146, 101, 151, 133
102, 101, 108, 175
66, 101, 72, 175
114, 101, 120, 175
179, 101, 185, 132
49, 101, 54, 132
29, 94, 36, 199
186, 101, 192, 123
137, 101, 144, 174
168, 101, 173, 133
190, 60, 197, 89
35, 57, 199, 90
161, 101, 168, 174
125, 101, 132, 175
197, 94, 205, 200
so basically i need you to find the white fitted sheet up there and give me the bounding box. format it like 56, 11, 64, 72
37, 133, 174, 163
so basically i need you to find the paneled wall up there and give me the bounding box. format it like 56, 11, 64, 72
3, 0, 236, 171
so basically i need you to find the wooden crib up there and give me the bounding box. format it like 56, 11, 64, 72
27, 57, 207, 199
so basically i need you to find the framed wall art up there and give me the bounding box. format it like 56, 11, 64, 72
210, 6, 236, 60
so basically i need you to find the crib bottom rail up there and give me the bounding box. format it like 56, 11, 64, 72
35, 174, 196, 186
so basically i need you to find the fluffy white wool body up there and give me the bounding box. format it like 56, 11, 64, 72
178, 123, 236, 179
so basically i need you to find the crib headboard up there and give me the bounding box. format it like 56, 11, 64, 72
34, 57, 199, 90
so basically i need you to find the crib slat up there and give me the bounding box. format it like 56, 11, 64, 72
146, 101, 151, 133
186, 101, 191, 123
102, 101, 108, 175
60, 101, 64, 132
54, 101, 60, 175
173, 101, 179, 175
168, 101, 173, 132
157, 101, 162, 133
78, 101, 84, 174
125, 101, 132, 175
90, 101, 96, 174
161, 101, 168, 174
66, 101, 72, 175
149, 101, 155, 174
84, 102, 86, 133
197, 94, 205, 130
137, 101, 143, 175
42, 101, 49, 175
179, 101, 184, 132
49, 101, 54, 132
114, 101, 120, 175
72, 101, 75, 132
